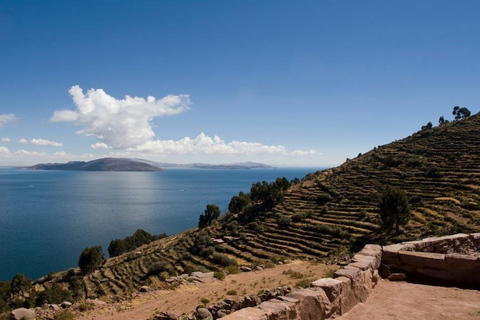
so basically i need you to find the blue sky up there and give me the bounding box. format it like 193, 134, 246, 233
0, 1, 479, 166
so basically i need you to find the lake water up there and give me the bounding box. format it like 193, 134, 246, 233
0, 167, 319, 281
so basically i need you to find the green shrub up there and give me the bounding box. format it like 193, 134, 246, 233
211, 253, 237, 267
226, 290, 237, 296
277, 216, 292, 228
425, 167, 442, 178
225, 265, 241, 275
200, 246, 215, 258
316, 193, 332, 205
148, 260, 171, 276
282, 270, 304, 279
35, 283, 72, 306
358, 210, 367, 221
295, 279, 312, 288
320, 205, 328, 215
213, 271, 226, 280
292, 213, 306, 222
54, 310, 75, 320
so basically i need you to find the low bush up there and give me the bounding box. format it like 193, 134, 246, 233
211, 253, 237, 267
213, 271, 226, 280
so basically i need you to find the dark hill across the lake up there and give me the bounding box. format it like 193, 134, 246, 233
26, 158, 163, 172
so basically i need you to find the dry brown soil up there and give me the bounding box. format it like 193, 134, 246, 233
78, 260, 337, 320
338, 279, 480, 320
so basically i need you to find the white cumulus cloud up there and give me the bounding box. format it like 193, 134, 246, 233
19, 138, 63, 147
132, 133, 317, 156
0, 114, 16, 127
1, 137, 11, 142
91, 142, 110, 149
51, 85, 191, 149
0, 146, 10, 154
51, 86, 319, 158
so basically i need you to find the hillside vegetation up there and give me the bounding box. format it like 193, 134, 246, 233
3, 112, 480, 310
72, 112, 480, 298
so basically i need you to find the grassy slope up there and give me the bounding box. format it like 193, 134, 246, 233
82, 114, 480, 297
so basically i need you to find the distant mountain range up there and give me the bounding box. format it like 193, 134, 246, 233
25, 158, 274, 171
134, 159, 274, 170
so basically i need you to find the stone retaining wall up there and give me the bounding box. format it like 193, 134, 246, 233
220, 233, 480, 320
382, 233, 480, 285
222, 244, 382, 320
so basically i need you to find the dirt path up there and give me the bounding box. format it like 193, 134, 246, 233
338, 279, 480, 320
79, 260, 337, 320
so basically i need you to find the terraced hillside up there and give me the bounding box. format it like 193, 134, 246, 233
79, 114, 480, 297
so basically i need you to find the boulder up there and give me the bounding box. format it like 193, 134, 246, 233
139, 285, 150, 292
239, 266, 252, 272
48, 304, 60, 310
153, 311, 179, 320
195, 308, 213, 320
388, 273, 406, 281
10, 308, 35, 320
85, 298, 107, 307
61, 301, 72, 308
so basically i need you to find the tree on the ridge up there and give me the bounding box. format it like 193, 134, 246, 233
421, 122, 433, 131
378, 186, 411, 233
10, 273, 32, 296
198, 204, 221, 228
438, 116, 449, 125
108, 239, 126, 257
78, 246, 104, 274
452, 106, 471, 120
228, 192, 250, 214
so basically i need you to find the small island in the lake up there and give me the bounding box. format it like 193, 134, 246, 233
25, 158, 275, 171
26, 158, 164, 172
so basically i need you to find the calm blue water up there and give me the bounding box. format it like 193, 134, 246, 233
0, 167, 319, 281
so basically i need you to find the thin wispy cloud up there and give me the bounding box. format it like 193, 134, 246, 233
1, 138, 11, 142
52, 86, 319, 157
19, 138, 63, 147
0, 114, 16, 127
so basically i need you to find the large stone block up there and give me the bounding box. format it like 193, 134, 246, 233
416, 267, 454, 282
221, 307, 268, 320
398, 251, 446, 269
350, 255, 377, 271
354, 245, 382, 270
333, 266, 361, 281
382, 244, 408, 265
287, 289, 330, 320
258, 299, 297, 320
445, 253, 479, 269
335, 276, 357, 315
311, 278, 343, 303
334, 266, 369, 304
